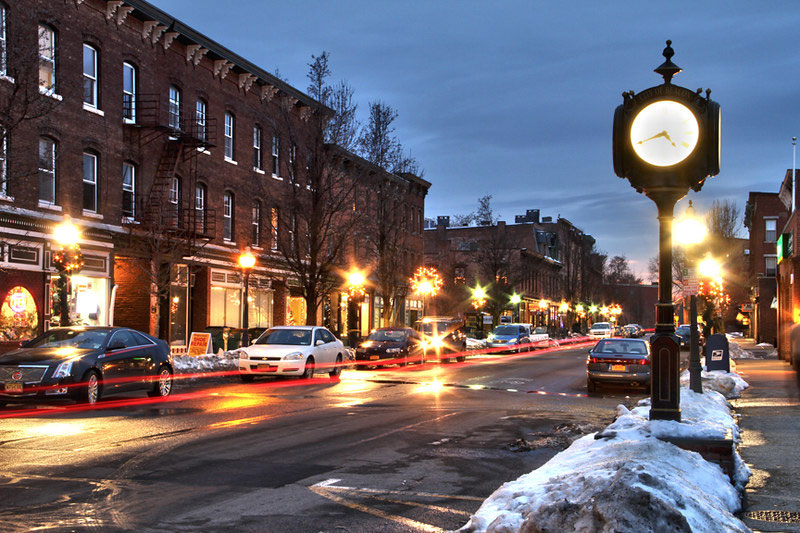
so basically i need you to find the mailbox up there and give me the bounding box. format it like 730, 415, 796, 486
704, 333, 730, 372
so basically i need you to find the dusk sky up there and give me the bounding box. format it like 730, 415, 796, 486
163, 1, 799, 278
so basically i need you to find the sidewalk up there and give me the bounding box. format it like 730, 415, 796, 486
733, 345, 800, 531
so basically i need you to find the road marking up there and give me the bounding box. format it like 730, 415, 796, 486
311, 480, 484, 501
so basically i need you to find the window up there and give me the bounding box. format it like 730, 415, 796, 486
765, 256, 777, 277
252, 201, 261, 246
0, 130, 6, 196
224, 113, 234, 160
223, 191, 234, 241
288, 143, 296, 182
765, 219, 777, 243
122, 162, 135, 219
289, 213, 296, 249
82, 152, 98, 212
168, 85, 181, 131
82, 44, 98, 108
38, 25, 56, 91
195, 99, 207, 142
253, 126, 262, 170
271, 135, 280, 176
38, 137, 56, 204
194, 184, 206, 233
123, 62, 136, 123
167, 176, 179, 225
271, 207, 278, 250
0, 5, 7, 76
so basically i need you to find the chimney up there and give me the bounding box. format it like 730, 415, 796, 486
542, 216, 552, 223
526, 209, 540, 223
437, 216, 450, 228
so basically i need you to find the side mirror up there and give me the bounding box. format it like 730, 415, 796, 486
315, 339, 325, 346
107, 341, 126, 351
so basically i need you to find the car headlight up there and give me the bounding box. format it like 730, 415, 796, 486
239, 350, 249, 360
487, 335, 495, 341
386, 348, 402, 353
52, 360, 73, 379
507, 338, 518, 344
283, 352, 304, 360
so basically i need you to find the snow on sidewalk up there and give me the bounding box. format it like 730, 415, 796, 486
461, 373, 751, 533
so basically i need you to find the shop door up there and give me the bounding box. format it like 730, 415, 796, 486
168, 265, 189, 346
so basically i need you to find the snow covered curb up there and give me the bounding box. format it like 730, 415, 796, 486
461, 373, 751, 532
171, 347, 358, 375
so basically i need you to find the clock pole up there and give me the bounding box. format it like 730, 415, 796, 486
612, 41, 721, 422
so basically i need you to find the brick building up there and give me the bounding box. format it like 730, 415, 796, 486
744, 190, 789, 345
775, 170, 800, 364
0, 0, 427, 350
423, 211, 607, 333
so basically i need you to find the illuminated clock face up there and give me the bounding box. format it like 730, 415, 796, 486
630, 100, 699, 167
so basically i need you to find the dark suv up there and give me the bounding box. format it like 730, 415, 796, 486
413, 317, 467, 363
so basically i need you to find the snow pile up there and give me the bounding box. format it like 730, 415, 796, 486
461, 388, 751, 533
680, 369, 749, 399
727, 342, 754, 360
173, 350, 240, 373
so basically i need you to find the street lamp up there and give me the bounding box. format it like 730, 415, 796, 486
238, 249, 256, 347
612, 41, 721, 421
345, 267, 368, 347
510, 294, 521, 322
52, 216, 82, 327
410, 266, 443, 317
675, 200, 706, 393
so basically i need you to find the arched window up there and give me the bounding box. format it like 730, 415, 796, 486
168, 85, 181, 131
122, 162, 135, 219
194, 183, 206, 233
223, 191, 234, 242
122, 62, 136, 123
38, 137, 56, 204
82, 44, 98, 108
82, 151, 99, 212
252, 201, 261, 247
38, 25, 56, 92
167, 176, 180, 227
195, 99, 207, 142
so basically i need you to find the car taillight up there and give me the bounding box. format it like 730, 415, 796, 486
637, 358, 649, 366
588, 356, 600, 364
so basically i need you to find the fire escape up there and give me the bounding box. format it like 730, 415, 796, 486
123, 93, 217, 248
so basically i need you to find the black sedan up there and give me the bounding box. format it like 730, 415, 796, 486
355, 328, 422, 368
586, 338, 650, 393
0, 326, 174, 407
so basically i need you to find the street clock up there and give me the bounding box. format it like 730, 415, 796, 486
613, 41, 720, 197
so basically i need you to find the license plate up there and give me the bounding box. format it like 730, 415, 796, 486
610, 364, 627, 372
255, 365, 277, 372
4, 382, 23, 393
370, 355, 380, 360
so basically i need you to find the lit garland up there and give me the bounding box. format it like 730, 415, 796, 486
52, 244, 84, 273
471, 298, 486, 310
410, 266, 443, 297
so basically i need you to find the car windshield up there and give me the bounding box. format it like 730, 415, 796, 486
417, 322, 453, 336
533, 327, 547, 335
592, 323, 611, 330
255, 328, 312, 346
675, 326, 691, 335
492, 326, 519, 336
594, 339, 648, 355
368, 329, 407, 342
26, 329, 110, 350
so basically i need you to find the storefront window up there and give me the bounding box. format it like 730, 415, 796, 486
168, 265, 189, 346
50, 276, 107, 327
0, 286, 38, 341
210, 286, 241, 328
248, 289, 273, 328
286, 296, 306, 326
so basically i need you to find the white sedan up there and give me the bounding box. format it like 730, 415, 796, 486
238, 326, 345, 381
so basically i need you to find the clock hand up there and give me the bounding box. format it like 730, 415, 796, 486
662, 131, 677, 147
637, 130, 669, 144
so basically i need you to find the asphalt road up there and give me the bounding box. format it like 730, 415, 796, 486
0, 342, 648, 532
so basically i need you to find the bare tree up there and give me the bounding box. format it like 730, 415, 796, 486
605, 255, 641, 285
306, 52, 360, 152
358, 101, 401, 169
707, 199, 741, 240
473, 223, 518, 322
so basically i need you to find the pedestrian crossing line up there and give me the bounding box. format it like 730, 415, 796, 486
309, 484, 445, 533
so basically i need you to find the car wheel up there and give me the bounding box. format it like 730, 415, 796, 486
330, 355, 342, 379
586, 378, 597, 394
148, 365, 173, 398
301, 357, 315, 379
240, 374, 255, 383
77, 369, 101, 405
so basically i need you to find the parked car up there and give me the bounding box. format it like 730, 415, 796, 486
486, 324, 532, 353
0, 326, 173, 407
589, 322, 614, 339
586, 338, 651, 393
238, 326, 345, 381
413, 317, 467, 363
355, 327, 422, 368
623, 324, 644, 337
675, 324, 704, 350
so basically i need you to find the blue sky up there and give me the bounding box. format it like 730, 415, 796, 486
162, 0, 800, 277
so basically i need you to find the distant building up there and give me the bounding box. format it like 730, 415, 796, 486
775, 170, 800, 364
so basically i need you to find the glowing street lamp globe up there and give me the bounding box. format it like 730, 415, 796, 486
54, 217, 80, 247
510, 294, 522, 305
238, 250, 256, 269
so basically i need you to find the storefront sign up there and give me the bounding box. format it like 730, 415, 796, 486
187, 332, 212, 356
7, 288, 28, 314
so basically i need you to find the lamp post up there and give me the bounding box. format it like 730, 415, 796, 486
675, 200, 707, 393
471, 286, 487, 337
238, 249, 256, 347
52, 216, 82, 327
410, 266, 442, 317
344, 267, 366, 348
510, 294, 522, 322
613, 41, 721, 421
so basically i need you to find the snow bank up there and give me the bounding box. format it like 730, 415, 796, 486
462, 380, 751, 532
680, 369, 749, 399
467, 337, 487, 349
173, 350, 240, 373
